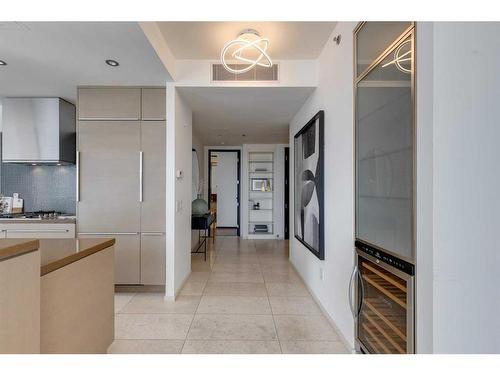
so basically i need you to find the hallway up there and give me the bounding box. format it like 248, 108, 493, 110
110, 238, 348, 354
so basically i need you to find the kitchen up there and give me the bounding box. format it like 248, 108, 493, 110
0, 97, 77, 239
0, 22, 169, 354
0, 87, 167, 353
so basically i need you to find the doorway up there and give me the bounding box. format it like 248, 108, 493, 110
208, 149, 241, 236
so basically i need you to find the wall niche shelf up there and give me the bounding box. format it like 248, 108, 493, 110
248, 151, 274, 236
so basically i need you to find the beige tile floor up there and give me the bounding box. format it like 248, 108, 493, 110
109, 237, 349, 354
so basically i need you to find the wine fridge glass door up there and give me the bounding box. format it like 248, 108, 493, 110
356, 253, 414, 354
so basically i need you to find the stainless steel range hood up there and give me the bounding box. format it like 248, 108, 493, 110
1, 98, 76, 164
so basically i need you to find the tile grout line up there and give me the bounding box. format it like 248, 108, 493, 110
115, 293, 137, 314
261, 242, 284, 354
180, 240, 214, 354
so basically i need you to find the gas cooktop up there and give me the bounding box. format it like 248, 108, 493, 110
0, 211, 70, 220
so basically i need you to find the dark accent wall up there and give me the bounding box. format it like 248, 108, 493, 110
0, 164, 76, 214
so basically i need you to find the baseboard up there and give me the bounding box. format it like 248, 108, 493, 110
290, 261, 355, 354
173, 269, 191, 301
115, 284, 165, 293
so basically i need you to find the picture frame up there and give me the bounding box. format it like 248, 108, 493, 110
251, 178, 271, 192
293, 110, 324, 260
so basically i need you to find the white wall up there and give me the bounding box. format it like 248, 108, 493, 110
430, 22, 500, 354
166, 84, 193, 298
191, 127, 205, 250
192, 128, 205, 186
288, 22, 357, 350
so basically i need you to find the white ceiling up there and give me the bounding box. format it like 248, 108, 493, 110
178, 86, 315, 145
157, 22, 337, 60
0, 22, 169, 103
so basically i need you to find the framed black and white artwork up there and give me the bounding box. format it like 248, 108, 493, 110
294, 110, 324, 260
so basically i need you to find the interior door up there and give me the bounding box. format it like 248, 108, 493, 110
140, 121, 166, 232
212, 152, 238, 227
78, 121, 141, 233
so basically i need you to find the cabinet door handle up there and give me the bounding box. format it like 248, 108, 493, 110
76, 151, 80, 202
7, 229, 69, 233
139, 151, 143, 202
78, 232, 139, 236
79, 117, 140, 121
141, 232, 165, 236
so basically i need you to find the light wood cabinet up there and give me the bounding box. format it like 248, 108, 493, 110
140, 121, 166, 232
140, 233, 166, 285
78, 88, 141, 120
78, 233, 140, 284
141, 88, 166, 120
77, 87, 166, 285
78, 121, 141, 233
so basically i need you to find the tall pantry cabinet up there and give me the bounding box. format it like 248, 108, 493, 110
77, 87, 166, 285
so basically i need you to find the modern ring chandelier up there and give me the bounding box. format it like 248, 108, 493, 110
220, 29, 273, 74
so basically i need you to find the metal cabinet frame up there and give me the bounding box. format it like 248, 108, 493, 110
352, 22, 417, 353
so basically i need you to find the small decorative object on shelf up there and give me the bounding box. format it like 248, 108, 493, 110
0, 194, 12, 214
192, 194, 209, 215
192, 176, 209, 215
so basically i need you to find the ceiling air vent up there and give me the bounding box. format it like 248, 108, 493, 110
212, 63, 279, 82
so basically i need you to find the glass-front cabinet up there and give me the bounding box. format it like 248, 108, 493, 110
353, 22, 415, 354
355, 22, 414, 262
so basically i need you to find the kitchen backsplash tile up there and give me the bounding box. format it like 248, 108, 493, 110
0, 163, 76, 214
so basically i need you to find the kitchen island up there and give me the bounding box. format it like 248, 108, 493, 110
0, 238, 115, 354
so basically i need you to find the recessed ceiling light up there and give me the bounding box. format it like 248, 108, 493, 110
105, 59, 119, 67
0, 60, 7, 66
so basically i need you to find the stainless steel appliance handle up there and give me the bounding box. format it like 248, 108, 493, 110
76, 151, 80, 202
139, 151, 143, 202
141, 232, 165, 236
348, 265, 358, 318
357, 268, 365, 316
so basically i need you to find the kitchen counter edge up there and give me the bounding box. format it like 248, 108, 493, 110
0, 239, 40, 262
40, 238, 115, 276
